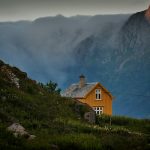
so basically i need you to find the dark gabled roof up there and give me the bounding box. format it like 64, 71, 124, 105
61, 82, 113, 99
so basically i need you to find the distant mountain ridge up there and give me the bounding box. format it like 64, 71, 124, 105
0, 8, 149, 118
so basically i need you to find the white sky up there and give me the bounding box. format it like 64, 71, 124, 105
0, 0, 149, 21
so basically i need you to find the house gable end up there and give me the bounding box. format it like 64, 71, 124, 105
84, 83, 113, 100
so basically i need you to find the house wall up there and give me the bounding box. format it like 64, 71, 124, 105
78, 84, 112, 115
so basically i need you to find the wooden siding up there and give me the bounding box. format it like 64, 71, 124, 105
78, 84, 112, 115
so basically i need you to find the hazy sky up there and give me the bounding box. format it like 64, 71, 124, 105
0, 0, 150, 21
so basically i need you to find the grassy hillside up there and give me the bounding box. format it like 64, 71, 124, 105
0, 59, 150, 150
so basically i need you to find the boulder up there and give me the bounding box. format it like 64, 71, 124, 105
7, 123, 36, 139
28, 134, 36, 140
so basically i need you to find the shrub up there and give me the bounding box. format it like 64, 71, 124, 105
39, 81, 61, 95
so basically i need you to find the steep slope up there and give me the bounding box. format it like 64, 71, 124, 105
0, 10, 149, 118
115, 8, 150, 118
145, 5, 150, 21
0, 59, 150, 150
72, 9, 150, 118
0, 59, 97, 149
0, 59, 92, 125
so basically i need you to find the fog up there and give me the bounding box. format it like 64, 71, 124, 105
0, 14, 129, 86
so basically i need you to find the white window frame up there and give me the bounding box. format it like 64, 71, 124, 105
95, 89, 101, 100
93, 106, 103, 115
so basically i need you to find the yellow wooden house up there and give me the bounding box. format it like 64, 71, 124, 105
62, 75, 113, 115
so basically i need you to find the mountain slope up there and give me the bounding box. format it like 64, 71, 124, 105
0, 59, 150, 150
0, 59, 99, 149
0, 14, 129, 84
70, 9, 150, 118
0, 10, 149, 118
0, 59, 83, 125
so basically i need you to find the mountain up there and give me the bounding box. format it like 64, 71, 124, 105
145, 5, 150, 21
0, 59, 150, 150
72, 8, 150, 118
0, 8, 149, 118
0, 14, 129, 84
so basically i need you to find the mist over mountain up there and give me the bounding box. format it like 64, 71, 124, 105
0, 9, 149, 118
0, 14, 129, 84
72, 10, 150, 118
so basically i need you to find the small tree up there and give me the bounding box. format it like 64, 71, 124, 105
39, 81, 61, 95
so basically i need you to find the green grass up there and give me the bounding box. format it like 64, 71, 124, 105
96, 114, 150, 134
0, 59, 150, 150
49, 133, 102, 150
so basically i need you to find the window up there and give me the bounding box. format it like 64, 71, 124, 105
95, 89, 101, 100
93, 106, 103, 115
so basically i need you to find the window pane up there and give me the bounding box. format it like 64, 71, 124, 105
93, 107, 104, 115
96, 89, 100, 94
96, 89, 101, 99
97, 111, 100, 114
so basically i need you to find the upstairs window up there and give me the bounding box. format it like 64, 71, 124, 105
95, 89, 101, 100
93, 106, 103, 115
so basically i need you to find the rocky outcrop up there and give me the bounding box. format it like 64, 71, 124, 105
7, 123, 36, 140
1, 65, 20, 88
145, 5, 150, 21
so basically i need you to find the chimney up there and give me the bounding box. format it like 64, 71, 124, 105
79, 74, 86, 88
